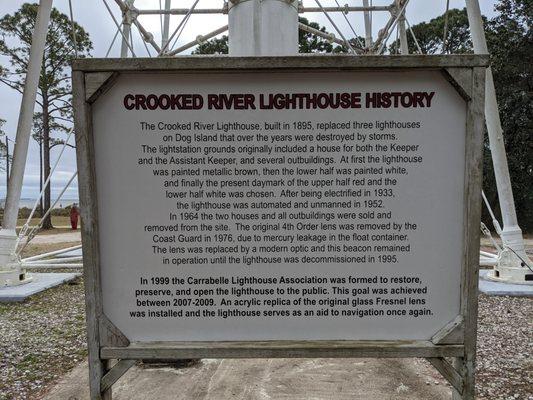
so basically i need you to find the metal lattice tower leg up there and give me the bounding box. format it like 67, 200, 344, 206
0, 0, 53, 287
466, 0, 532, 284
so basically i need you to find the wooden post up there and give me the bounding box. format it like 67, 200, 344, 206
72, 70, 111, 400
453, 65, 485, 400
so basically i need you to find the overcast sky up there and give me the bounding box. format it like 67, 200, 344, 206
0, 0, 497, 201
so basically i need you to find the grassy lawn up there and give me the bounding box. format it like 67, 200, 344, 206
30, 227, 78, 236
16, 216, 71, 227
20, 242, 81, 259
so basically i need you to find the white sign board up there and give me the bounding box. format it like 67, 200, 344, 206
91, 70, 467, 342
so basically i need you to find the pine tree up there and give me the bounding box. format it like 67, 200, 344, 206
0, 3, 92, 228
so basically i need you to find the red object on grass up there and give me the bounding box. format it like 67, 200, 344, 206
70, 205, 79, 230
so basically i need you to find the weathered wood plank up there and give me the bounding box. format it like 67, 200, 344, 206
73, 69, 105, 400
85, 72, 119, 103
101, 360, 137, 393
85, 72, 114, 103
453, 357, 466, 400
99, 314, 130, 348
431, 315, 464, 345
100, 341, 464, 360
455, 65, 486, 400
442, 68, 473, 101
72, 54, 490, 73
427, 357, 464, 394
73, 69, 109, 400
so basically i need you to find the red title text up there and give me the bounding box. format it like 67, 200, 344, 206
123, 91, 436, 111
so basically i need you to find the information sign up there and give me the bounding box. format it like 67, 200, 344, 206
73, 55, 487, 400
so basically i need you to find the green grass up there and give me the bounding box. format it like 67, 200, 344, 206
16, 216, 71, 227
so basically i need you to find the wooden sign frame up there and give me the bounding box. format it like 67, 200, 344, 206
72, 54, 488, 400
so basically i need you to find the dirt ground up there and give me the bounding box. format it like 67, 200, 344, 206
42, 358, 454, 400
